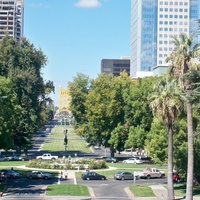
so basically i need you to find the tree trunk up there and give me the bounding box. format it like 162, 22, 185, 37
186, 94, 194, 200
110, 146, 115, 157
167, 123, 174, 200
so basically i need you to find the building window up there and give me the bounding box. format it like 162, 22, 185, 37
164, 8, 168, 12
159, 54, 162, 57
179, 8, 183, 12
159, 27, 163, 31
164, 28, 168, 31
159, 60, 163, 64
169, 28, 173, 31
169, 8, 173, 12
184, 15, 188, 19
159, 21, 163, 24
164, 41, 168, 44
179, 15, 183, 18
164, 21, 168, 25
160, 8, 163, 11
159, 41, 163, 44
160, 14, 163, 18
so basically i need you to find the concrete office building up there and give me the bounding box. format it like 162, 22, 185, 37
130, 0, 199, 78
0, 0, 24, 42
101, 57, 130, 77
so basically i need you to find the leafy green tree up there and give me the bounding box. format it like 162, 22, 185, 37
0, 76, 23, 150
166, 33, 200, 199
148, 76, 182, 200
0, 36, 54, 153
125, 125, 147, 150
68, 73, 91, 129
145, 118, 168, 164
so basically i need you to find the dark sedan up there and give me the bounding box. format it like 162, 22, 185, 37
81, 172, 106, 180
114, 171, 134, 180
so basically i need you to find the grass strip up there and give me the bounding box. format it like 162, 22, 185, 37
46, 184, 90, 196
129, 185, 155, 197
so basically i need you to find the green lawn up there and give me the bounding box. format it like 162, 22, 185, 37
129, 185, 155, 197
46, 184, 89, 196
174, 184, 200, 197
42, 126, 90, 153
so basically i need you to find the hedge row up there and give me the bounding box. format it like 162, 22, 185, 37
26, 158, 108, 170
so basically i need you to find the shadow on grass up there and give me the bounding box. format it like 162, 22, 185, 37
175, 184, 200, 198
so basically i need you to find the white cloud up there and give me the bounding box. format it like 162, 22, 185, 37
74, 0, 101, 8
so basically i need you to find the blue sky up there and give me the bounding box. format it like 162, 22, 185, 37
24, 0, 131, 106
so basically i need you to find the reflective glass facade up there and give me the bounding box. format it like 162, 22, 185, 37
131, 0, 200, 78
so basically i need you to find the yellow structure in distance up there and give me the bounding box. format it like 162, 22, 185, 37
58, 86, 70, 113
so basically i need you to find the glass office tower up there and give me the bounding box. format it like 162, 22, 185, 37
131, 0, 199, 78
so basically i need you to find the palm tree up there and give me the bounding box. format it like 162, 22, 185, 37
166, 33, 200, 200
149, 76, 182, 200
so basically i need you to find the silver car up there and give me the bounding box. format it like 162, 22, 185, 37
122, 158, 143, 164
114, 171, 134, 180
27, 171, 52, 179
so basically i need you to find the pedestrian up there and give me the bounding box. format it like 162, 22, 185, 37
64, 170, 68, 180
60, 171, 63, 181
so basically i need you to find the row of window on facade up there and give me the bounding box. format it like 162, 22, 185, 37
159, 27, 188, 32
160, 1, 188, 6
159, 46, 173, 51
160, 8, 188, 12
159, 21, 188, 25
160, 14, 188, 19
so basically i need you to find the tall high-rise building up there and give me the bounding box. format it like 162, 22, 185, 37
0, 0, 24, 42
130, 0, 199, 78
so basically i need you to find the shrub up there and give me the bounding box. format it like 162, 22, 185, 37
26, 158, 108, 170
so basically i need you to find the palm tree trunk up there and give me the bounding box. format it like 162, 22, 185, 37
167, 123, 174, 200
186, 90, 194, 200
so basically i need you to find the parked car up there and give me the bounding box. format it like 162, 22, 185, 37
173, 172, 181, 183
27, 171, 52, 180
5, 154, 24, 161
122, 158, 143, 164
104, 157, 117, 163
114, 171, 134, 180
1, 169, 20, 178
0, 155, 7, 161
81, 172, 106, 180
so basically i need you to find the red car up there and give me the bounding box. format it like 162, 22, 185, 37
173, 172, 181, 182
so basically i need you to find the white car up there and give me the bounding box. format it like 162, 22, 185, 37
122, 158, 143, 164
